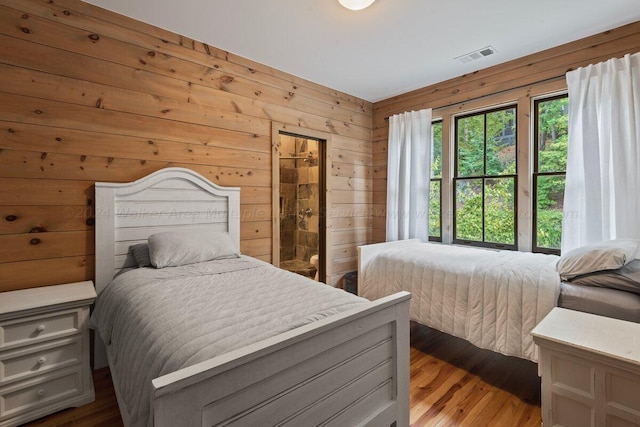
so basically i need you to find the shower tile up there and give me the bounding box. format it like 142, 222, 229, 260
280, 159, 295, 169
296, 232, 306, 250
298, 184, 309, 199
307, 218, 319, 233
307, 232, 319, 248
308, 183, 319, 199
280, 135, 296, 153
280, 246, 294, 261
281, 217, 296, 231
298, 168, 308, 184
281, 168, 296, 184
282, 198, 296, 217
280, 183, 295, 196
308, 166, 319, 183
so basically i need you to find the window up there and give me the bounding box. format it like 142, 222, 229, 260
533, 95, 568, 254
429, 121, 442, 241
454, 106, 517, 249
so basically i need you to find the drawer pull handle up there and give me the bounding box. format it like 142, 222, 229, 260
37, 357, 47, 365
37, 389, 46, 397
36, 324, 46, 333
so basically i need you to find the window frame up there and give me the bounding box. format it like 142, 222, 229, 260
532, 93, 568, 255
429, 120, 443, 242
452, 104, 518, 250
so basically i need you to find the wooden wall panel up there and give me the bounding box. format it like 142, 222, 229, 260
0, 256, 94, 292
371, 20, 640, 243
326, 135, 372, 284
0, 0, 373, 291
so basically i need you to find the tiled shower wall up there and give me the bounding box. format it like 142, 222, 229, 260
279, 135, 319, 263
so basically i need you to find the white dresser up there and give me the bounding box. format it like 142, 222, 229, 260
532, 308, 640, 427
0, 281, 96, 426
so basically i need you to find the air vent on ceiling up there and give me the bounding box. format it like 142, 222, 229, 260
455, 46, 497, 64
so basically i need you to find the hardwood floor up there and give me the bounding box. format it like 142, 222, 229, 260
408, 322, 541, 426
22, 323, 541, 427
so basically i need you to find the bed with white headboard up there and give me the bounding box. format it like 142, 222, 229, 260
95, 167, 240, 285
94, 167, 410, 427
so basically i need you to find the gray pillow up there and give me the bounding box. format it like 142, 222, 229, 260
569, 259, 640, 296
556, 239, 640, 280
148, 229, 240, 268
129, 243, 151, 268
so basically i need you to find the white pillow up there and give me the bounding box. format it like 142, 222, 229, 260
148, 230, 240, 268
556, 239, 640, 280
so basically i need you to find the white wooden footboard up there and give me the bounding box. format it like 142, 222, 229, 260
358, 240, 423, 295
151, 292, 410, 427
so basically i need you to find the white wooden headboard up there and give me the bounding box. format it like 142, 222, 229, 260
95, 168, 240, 294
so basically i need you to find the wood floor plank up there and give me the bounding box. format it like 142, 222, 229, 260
409, 323, 541, 427
21, 322, 541, 427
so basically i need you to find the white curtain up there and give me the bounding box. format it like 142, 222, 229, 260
562, 52, 640, 252
386, 109, 432, 241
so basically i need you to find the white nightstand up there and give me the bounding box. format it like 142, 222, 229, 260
532, 307, 640, 427
0, 281, 96, 426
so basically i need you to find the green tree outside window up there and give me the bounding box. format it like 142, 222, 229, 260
534, 95, 568, 253
454, 107, 517, 247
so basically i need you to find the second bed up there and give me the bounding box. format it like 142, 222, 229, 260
359, 239, 640, 363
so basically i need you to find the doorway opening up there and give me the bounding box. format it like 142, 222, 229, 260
277, 132, 326, 282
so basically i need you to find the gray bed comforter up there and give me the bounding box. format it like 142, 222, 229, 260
361, 244, 560, 361
91, 256, 367, 427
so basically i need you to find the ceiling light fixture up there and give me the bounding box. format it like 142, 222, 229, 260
338, 0, 376, 11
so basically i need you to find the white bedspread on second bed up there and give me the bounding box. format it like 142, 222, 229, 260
92, 256, 367, 427
360, 244, 560, 361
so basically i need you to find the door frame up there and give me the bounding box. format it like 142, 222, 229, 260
271, 122, 332, 283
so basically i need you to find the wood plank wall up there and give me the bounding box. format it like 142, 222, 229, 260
371, 20, 640, 244
0, 0, 373, 291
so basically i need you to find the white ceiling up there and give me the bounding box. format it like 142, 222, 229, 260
84, 0, 640, 102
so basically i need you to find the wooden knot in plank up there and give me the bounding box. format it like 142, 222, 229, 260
30, 238, 41, 245
88, 34, 100, 41
29, 227, 46, 233
5, 215, 17, 222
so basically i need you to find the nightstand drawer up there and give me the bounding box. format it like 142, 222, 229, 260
0, 367, 83, 420
0, 309, 81, 350
0, 337, 81, 386
0, 281, 95, 425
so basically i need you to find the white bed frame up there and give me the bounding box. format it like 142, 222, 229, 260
95, 167, 411, 427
